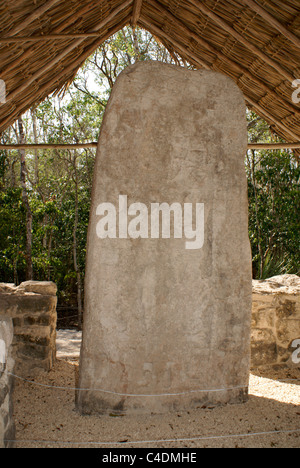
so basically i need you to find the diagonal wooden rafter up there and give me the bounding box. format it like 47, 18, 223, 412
189, 0, 296, 83
5, 0, 60, 37
140, 17, 300, 142
240, 0, 300, 49
148, 0, 300, 117
0, 33, 122, 43
5, 0, 133, 104
132, 0, 143, 28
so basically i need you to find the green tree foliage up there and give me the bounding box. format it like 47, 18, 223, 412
0, 28, 299, 327
246, 149, 299, 279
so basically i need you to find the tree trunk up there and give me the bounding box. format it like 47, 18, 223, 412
30, 107, 39, 185
72, 155, 83, 330
18, 117, 33, 281
250, 149, 264, 278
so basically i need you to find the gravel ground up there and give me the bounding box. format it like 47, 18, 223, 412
11, 330, 300, 448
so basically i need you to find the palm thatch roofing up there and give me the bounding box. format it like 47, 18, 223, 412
0, 0, 299, 142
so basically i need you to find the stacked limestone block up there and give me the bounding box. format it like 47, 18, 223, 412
251, 275, 300, 369
0, 281, 57, 377
0, 317, 15, 448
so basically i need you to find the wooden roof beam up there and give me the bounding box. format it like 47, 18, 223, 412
132, 0, 143, 28
240, 0, 300, 49
190, 0, 296, 83
0, 33, 118, 43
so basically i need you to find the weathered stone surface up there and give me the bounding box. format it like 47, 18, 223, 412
252, 275, 300, 295
0, 283, 57, 377
0, 317, 15, 448
0, 284, 16, 294
77, 61, 252, 415
18, 281, 57, 296
251, 274, 300, 368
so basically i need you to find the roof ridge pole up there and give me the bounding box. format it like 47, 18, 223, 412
5, 0, 61, 37
132, 0, 143, 29
190, 0, 296, 82
240, 0, 300, 49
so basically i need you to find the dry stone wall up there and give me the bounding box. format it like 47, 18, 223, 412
0, 281, 57, 377
0, 317, 15, 448
251, 275, 300, 369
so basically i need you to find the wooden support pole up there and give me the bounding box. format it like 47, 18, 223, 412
132, 0, 143, 28
0, 142, 299, 151
0, 143, 98, 150
240, 0, 300, 49
190, 0, 295, 82
248, 142, 300, 150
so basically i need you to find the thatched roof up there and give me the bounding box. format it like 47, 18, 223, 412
0, 0, 299, 142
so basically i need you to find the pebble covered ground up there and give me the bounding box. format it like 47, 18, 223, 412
11, 330, 300, 448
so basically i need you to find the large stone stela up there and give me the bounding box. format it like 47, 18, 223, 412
77, 61, 252, 415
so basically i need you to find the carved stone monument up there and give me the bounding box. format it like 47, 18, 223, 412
77, 61, 252, 415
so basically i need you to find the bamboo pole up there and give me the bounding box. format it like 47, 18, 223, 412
248, 142, 300, 150
0, 143, 299, 151
0, 143, 98, 150
240, 0, 300, 49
